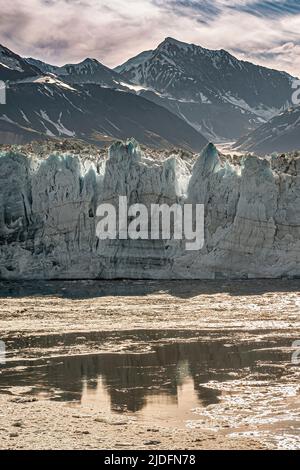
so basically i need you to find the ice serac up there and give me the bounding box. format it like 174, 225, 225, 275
0, 140, 300, 280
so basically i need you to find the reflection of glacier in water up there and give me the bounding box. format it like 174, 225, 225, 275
0, 336, 299, 448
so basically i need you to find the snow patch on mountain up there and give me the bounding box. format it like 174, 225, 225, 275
118, 81, 149, 92
114, 50, 154, 74
116, 37, 296, 141
0, 62, 11, 70
0, 47, 24, 72
17, 75, 77, 91
0, 115, 17, 124
222, 93, 278, 121
38, 110, 75, 137
236, 106, 300, 154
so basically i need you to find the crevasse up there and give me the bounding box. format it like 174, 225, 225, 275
0, 139, 300, 279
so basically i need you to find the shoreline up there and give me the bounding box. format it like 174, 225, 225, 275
0, 280, 299, 450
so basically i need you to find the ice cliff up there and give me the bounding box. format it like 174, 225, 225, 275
0, 139, 300, 279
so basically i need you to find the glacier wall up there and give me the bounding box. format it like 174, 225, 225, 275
0, 139, 300, 280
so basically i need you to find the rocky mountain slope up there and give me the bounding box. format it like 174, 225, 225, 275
0, 45, 207, 151
0, 139, 299, 280
116, 37, 295, 140
1, 39, 299, 153
235, 106, 300, 154
0, 45, 40, 81
0, 80, 207, 150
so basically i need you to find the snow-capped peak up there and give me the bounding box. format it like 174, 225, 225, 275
116, 37, 296, 142
59, 58, 105, 75
160, 37, 191, 47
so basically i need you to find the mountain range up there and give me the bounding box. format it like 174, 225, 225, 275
26, 56, 127, 88
116, 37, 295, 141
0, 45, 207, 150
0, 38, 299, 153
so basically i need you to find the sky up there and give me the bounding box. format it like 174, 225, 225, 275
0, 0, 300, 76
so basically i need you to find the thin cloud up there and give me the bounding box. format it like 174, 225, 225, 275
0, 0, 299, 76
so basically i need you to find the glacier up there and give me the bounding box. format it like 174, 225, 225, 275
0, 139, 300, 280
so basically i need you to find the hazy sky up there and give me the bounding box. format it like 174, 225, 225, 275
1, 0, 300, 76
